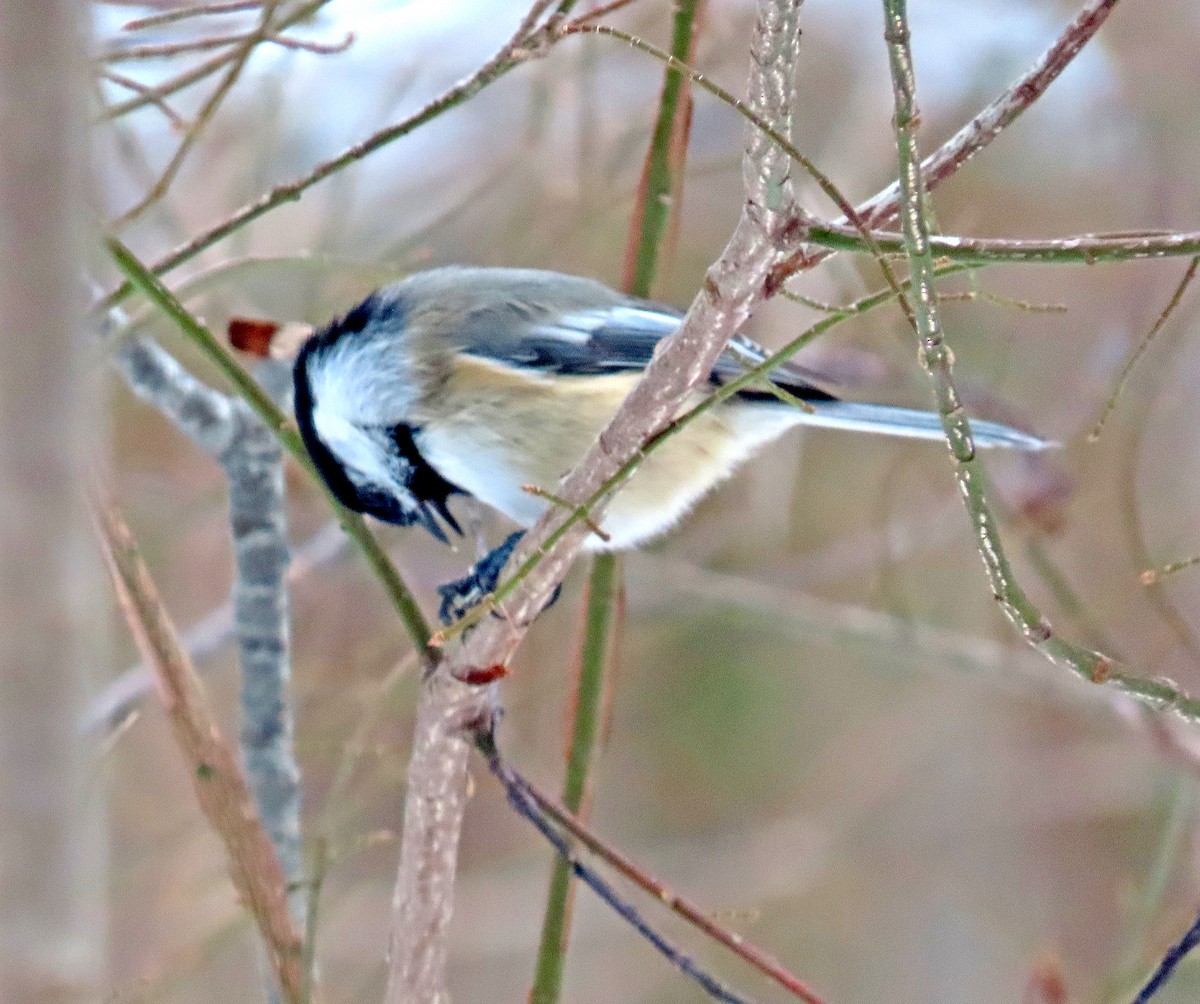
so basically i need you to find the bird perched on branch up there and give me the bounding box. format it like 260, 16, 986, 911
292, 266, 1049, 621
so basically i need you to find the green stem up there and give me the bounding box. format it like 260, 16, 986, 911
806, 222, 1200, 266
530, 553, 621, 1002
625, 4, 694, 297
879, 1, 1156, 702
530, 6, 697, 1001
107, 237, 433, 652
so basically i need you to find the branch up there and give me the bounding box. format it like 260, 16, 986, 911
386, 0, 808, 997
98, 0, 568, 312
381, 669, 500, 1002
804, 221, 1200, 266
877, 0, 1197, 715
508, 750, 831, 1003
222, 392, 305, 927
787, 0, 1123, 275
480, 733, 758, 1004
113, 333, 237, 455
1132, 909, 1200, 1003
91, 491, 305, 1004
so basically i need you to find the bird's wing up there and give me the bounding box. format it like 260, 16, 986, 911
457, 298, 838, 400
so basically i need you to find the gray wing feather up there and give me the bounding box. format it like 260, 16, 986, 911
455, 293, 836, 397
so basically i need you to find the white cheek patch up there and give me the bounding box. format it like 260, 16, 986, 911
311, 405, 396, 490
310, 335, 417, 429
416, 426, 547, 529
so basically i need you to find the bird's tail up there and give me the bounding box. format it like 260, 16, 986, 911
792, 400, 1052, 451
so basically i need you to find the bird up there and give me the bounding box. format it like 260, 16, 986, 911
292, 265, 1049, 620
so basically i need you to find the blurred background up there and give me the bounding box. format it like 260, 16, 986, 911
92, 0, 1200, 1000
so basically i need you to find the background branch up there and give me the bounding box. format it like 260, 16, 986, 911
92, 493, 305, 1004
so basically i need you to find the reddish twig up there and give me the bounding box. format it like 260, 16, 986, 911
513, 762, 831, 1004
481, 733, 759, 1004
122, 0, 264, 32
90, 490, 305, 1004
823, 0, 1123, 253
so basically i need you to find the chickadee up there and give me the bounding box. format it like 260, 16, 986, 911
293, 266, 1047, 612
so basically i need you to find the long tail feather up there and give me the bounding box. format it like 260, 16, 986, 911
796, 401, 1052, 451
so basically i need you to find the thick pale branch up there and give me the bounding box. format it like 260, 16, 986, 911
385, 0, 808, 999
452, 0, 805, 676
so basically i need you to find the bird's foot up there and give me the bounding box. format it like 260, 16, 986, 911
437, 531, 525, 626
436, 530, 563, 626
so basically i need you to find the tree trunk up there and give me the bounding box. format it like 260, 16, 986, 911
0, 4, 107, 1001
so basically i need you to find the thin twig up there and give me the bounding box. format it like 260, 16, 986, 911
567, 21, 918, 331
806, 221, 1200, 267
530, 552, 623, 1000
101, 32, 250, 62
879, 0, 1194, 712
1110, 285, 1200, 667
122, 0, 264, 32
101, 0, 334, 121
82, 522, 347, 738
1131, 907, 1200, 1003
100, 69, 188, 126
1090, 256, 1200, 440
112, 0, 283, 227
801, 0, 1124, 274
508, 758, 831, 1003
101, 28, 351, 62
91, 490, 305, 1004
98, 0, 568, 312
479, 732, 758, 1004
1142, 555, 1200, 586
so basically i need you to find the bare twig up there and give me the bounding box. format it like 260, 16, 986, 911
100, 69, 189, 126
82, 522, 346, 738
91, 491, 304, 1004
804, 221, 1200, 267
122, 0, 264, 32
1131, 908, 1200, 1003
100, 0, 333, 123
513, 756, 831, 1003
1142, 555, 1200, 585
101, 32, 249, 62
1090, 256, 1200, 440
480, 733, 759, 1004
101, 28, 351, 62
798, 0, 1123, 274
99, 0, 568, 312
878, 0, 1161, 705
112, 0, 283, 226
